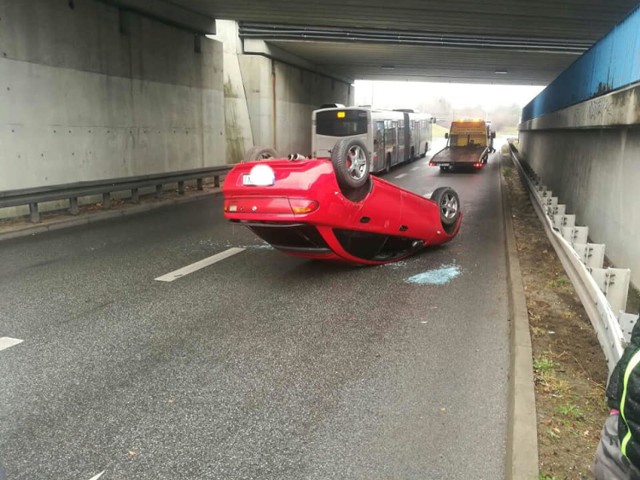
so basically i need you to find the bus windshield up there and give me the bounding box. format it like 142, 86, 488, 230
316, 110, 368, 137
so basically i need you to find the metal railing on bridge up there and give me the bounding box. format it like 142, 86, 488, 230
0, 166, 231, 223
508, 142, 638, 372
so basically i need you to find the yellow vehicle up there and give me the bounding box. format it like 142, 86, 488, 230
429, 119, 495, 171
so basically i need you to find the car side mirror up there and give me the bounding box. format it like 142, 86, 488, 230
491, 132, 496, 138
444, 133, 449, 139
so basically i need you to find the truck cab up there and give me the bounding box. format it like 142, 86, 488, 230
430, 119, 495, 171
446, 120, 491, 149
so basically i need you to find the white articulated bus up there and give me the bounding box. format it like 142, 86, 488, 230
311, 106, 436, 174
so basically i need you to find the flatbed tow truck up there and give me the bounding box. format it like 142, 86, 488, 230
429, 119, 495, 171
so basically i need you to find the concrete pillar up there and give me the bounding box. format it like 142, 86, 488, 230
208, 20, 254, 164
211, 21, 354, 161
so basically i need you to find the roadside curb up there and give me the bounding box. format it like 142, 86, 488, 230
501, 154, 540, 479
0, 190, 220, 242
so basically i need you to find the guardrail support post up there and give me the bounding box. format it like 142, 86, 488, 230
197, 178, 203, 190
131, 188, 139, 204
619, 313, 640, 343
29, 203, 40, 223
155, 185, 162, 198
563, 214, 576, 228
178, 181, 185, 195
102, 192, 111, 209
214, 175, 220, 188
69, 197, 79, 215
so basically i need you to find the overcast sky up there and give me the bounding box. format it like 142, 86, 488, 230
354, 80, 545, 111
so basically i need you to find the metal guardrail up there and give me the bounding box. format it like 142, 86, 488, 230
0, 166, 231, 223
508, 143, 638, 372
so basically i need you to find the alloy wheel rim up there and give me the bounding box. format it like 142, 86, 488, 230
440, 193, 458, 219
346, 146, 367, 180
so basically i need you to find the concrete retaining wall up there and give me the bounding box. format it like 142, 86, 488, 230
0, 0, 224, 217
519, 83, 640, 289
1, 8, 353, 218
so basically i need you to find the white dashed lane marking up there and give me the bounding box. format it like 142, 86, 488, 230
394, 173, 408, 179
0, 337, 23, 351
88, 471, 105, 480
155, 247, 245, 282
410, 166, 420, 171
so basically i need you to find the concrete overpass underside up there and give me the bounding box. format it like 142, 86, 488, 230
106, 0, 639, 84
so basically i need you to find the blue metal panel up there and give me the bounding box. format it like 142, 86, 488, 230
522, 4, 640, 122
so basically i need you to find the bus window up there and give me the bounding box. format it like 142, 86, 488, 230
316, 110, 368, 137
384, 121, 397, 147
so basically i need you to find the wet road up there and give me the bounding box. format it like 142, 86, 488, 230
0, 143, 510, 479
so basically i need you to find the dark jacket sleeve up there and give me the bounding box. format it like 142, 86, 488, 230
607, 320, 640, 410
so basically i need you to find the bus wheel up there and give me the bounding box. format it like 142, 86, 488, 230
331, 138, 370, 191
431, 187, 460, 231
243, 146, 279, 162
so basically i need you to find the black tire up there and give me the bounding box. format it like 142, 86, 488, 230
331, 138, 370, 190
244, 145, 278, 162
431, 187, 460, 227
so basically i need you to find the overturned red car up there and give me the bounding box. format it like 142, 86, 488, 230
222, 139, 461, 265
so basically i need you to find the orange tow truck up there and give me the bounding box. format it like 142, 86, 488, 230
429, 119, 495, 171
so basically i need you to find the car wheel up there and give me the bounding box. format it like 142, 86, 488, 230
244, 146, 279, 162
431, 187, 460, 227
331, 138, 370, 190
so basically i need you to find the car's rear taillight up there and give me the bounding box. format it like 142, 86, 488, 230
224, 197, 318, 215
289, 199, 319, 214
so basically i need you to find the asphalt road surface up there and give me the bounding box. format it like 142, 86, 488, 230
0, 144, 510, 480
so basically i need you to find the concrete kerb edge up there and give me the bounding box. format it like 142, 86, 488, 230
0, 190, 221, 242
500, 154, 540, 479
